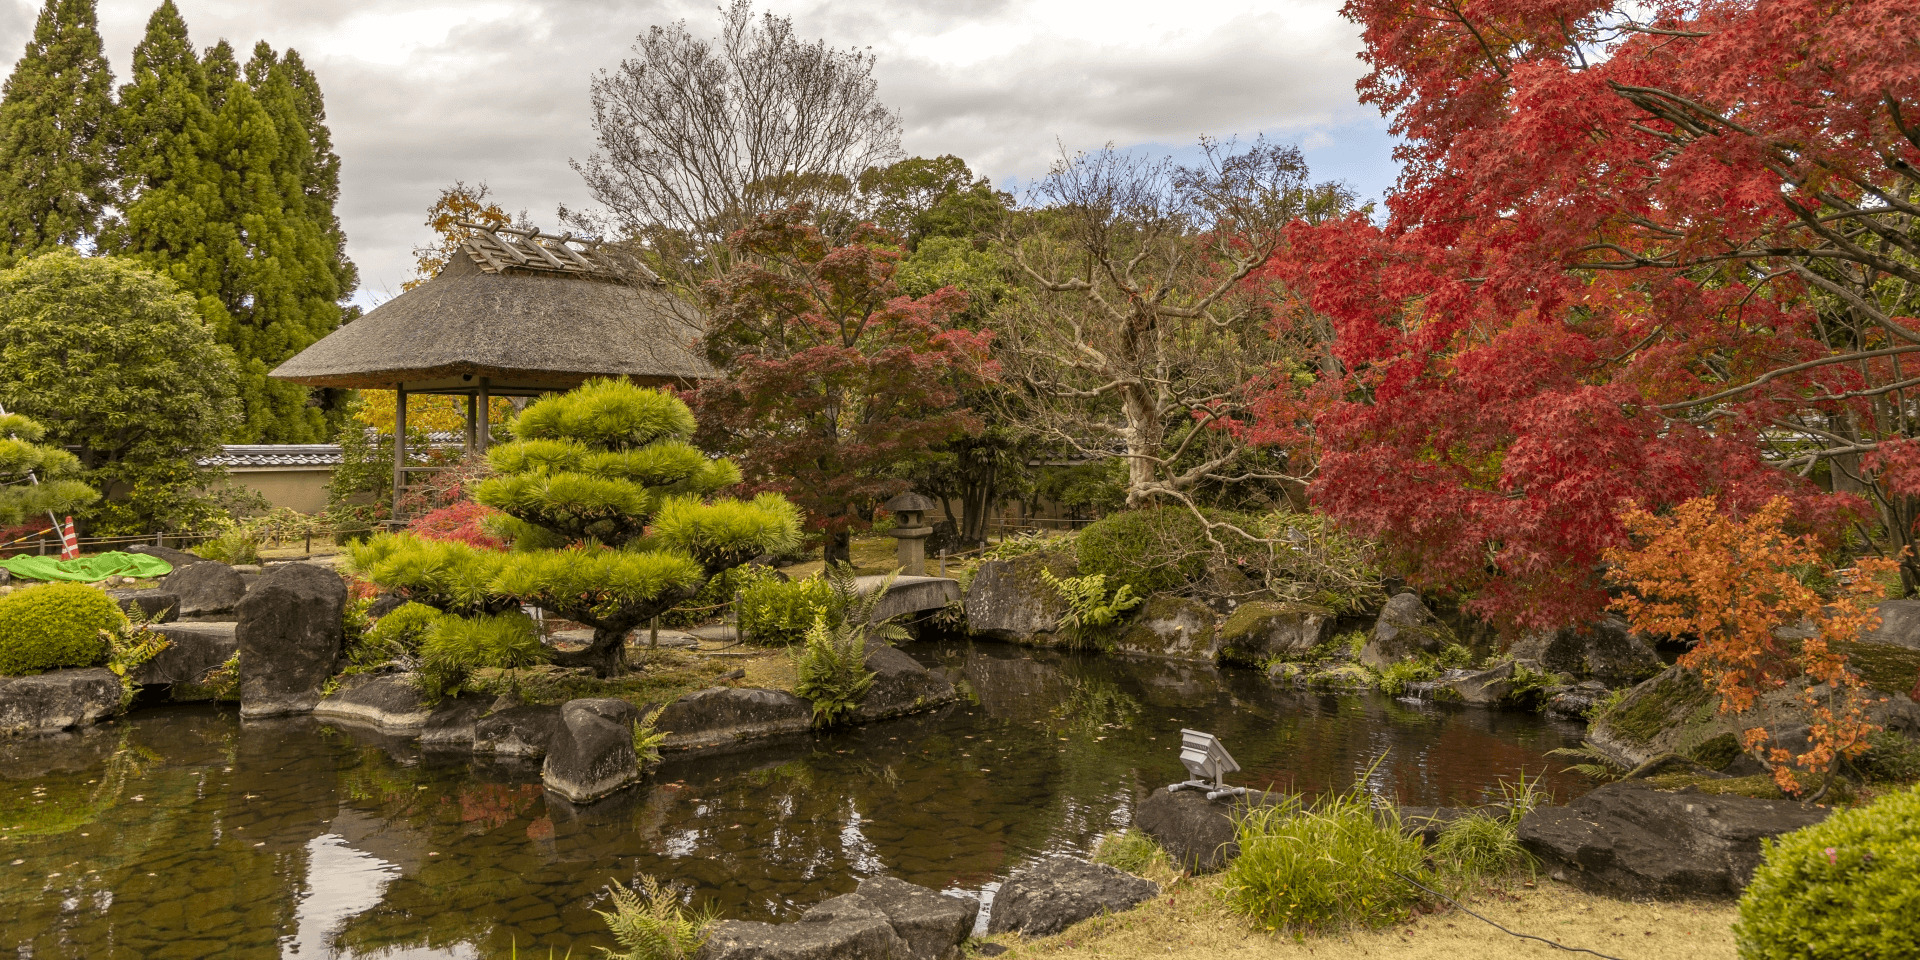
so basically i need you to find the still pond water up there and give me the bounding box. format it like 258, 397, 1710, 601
1, 641, 1591, 959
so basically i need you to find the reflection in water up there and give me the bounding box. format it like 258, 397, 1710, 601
286, 835, 401, 958
0, 641, 1590, 959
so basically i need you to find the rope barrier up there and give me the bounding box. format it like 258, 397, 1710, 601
1387, 869, 1630, 960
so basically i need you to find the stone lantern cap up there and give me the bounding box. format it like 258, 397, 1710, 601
883, 492, 938, 516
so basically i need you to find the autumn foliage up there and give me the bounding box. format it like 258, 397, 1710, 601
1262, 0, 1920, 629
693, 206, 993, 558
1608, 498, 1893, 795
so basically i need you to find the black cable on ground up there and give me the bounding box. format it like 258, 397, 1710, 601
1388, 869, 1631, 960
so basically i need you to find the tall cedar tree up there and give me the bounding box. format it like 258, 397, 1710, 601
351, 380, 802, 676
0, 0, 113, 262
693, 206, 994, 562
106, 3, 352, 443
1261, 0, 1919, 631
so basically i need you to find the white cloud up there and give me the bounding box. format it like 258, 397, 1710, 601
1, 0, 1394, 305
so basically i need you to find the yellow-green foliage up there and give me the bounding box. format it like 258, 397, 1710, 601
510, 378, 697, 450
352, 601, 441, 667
348, 533, 510, 614
491, 548, 706, 613
0, 582, 122, 675
417, 609, 547, 700
1093, 829, 1173, 876
651, 493, 801, 563
0, 413, 95, 525
1735, 783, 1920, 959
1041, 569, 1143, 648
738, 575, 841, 645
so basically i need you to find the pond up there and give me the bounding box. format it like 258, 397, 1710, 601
1, 641, 1592, 959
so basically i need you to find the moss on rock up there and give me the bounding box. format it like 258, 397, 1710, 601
1216, 600, 1334, 665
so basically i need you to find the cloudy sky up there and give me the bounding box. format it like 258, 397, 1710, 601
1, 0, 1398, 306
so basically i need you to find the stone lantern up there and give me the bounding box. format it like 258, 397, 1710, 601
882, 491, 938, 576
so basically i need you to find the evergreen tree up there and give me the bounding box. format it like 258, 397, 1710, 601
0, 0, 114, 262
200, 38, 237, 108
107, 4, 354, 443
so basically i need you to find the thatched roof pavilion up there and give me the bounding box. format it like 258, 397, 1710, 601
272, 223, 712, 519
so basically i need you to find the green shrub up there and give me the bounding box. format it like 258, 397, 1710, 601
0, 582, 122, 675
1854, 731, 1920, 784
1734, 783, 1920, 959
788, 566, 906, 727
1092, 829, 1172, 876
416, 609, 548, 700
1219, 785, 1433, 934
193, 525, 261, 566
1075, 507, 1222, 597
597, 873, 714, 960
738, 575, 841, 645
351, 602, 442, 668
660, 563, 779, 629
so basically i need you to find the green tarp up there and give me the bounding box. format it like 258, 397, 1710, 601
0, 551, 174, 583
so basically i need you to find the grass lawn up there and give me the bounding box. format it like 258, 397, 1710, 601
982, 874, 1737, 960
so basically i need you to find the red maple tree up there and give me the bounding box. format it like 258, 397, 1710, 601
1259, 0, 1920, 630
692, 206, 995, 562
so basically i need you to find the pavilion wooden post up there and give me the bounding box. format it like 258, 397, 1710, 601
477, 377, 492, 454
392, 384, 408, 522
464, 392, 478, 454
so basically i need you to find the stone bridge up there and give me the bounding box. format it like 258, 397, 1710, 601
854, 575, 960, 622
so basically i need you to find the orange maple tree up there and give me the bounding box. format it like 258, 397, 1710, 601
1608, 497, 1892, 797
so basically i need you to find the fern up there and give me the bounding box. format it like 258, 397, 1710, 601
1040, 570, 1143, 649
632, 707, 669, 766
595, 874, 713, 960
1547, 742, 1629, 782
790, 564, 913, 727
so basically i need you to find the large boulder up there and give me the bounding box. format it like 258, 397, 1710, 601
542, 698, 639, 803
312, 673, 434, 732
986, 858, 1159, 937
106, 588, 178, 624
139, 621, 237, 686
699, 913, 911, 960
1216, 601, 1334, 665
1115, 595, 1221, 661
472, 702, 564, 757
1508, 617, 1663, 688
849, 877, 979, 960
1359, 593, 1455, 670
855, 646, 957, 723
963, 551, 1077, 642
1429, 659, 1530, 706
1590, 663, 1920, 768
0, 668, 122, 736
1133, 787, 1248, 873
656, 686, 813, 754
1518, 780, 1830, 899
235, 562, 347, 718
160, 561, 248, 619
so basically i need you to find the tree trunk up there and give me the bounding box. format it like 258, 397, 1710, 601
550, 624, 631, 677
824, 529, 851, 565
1122, 385, 1161, 506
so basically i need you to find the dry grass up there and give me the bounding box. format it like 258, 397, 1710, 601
779, 536, 905, 580
740, 650, 799, 694
983, 876, 1737, 960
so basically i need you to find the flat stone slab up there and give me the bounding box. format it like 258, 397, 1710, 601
698, 916, 910, 960
850, 877, 979, 960
313, 673, 434, 732
0, 668, 122, 737
472, 703, 565, 758
657, 686, 812, 753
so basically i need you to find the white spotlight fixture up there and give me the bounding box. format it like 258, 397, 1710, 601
1168, 728, 1247, 800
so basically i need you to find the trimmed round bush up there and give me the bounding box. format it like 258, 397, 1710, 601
1075, 506, 1229, 598
1735, 782, 1920, 959
738, 576, 841, 645
0, 582, 124, 675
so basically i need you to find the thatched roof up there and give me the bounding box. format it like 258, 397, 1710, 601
272, 227, 711, 391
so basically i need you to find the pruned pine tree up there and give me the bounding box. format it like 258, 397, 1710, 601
351, 380, 801, 676
0, 0, 114, 263
0, 411, 96, 526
